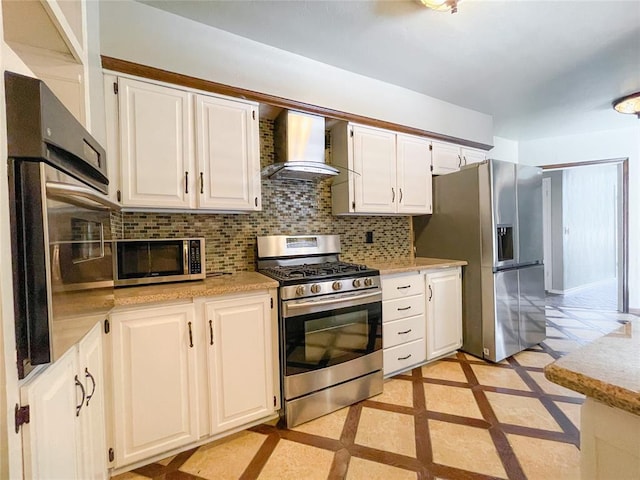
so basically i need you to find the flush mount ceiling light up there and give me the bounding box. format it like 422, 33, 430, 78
418, 0, 462, 14
613, 92, 640, 118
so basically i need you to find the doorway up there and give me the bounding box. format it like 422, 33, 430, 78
541, 158, 628, 312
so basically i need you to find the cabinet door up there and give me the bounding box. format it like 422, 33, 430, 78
205, 293, 274, 434
461, 147, 486, 165
352, 125, 397, 213
78, 323, 108, 480
195, 94, 261, 211
111, 304, 198, 467
118, 77, 194, 208
21, 348, 81, 480
396, 134, 432, 214
426, 268, 463, 360
431, 141, 462, 175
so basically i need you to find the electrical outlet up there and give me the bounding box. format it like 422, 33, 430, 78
365, 231, 373, 243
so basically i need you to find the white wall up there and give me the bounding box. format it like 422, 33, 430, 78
519, 126, 640, 310
98, 0, 493, 147
491, 136, 519, 163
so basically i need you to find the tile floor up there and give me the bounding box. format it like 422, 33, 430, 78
113, 305, 636, 480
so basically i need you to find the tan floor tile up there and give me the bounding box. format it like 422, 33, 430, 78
291, 406, 348, 440
563, 327, 605, 341
180, 430, 266, 479
421, 361, 467, 383
423, 383, 483, 419
508, 434, 580, 480
346, 456, 417, 480
429, 420, 507, 478
563, 310, 606, 320
546, 317, 587, 328
512, 350, 555, 368
542, 337, 582, 353
462, 352, 484, 361
370, 378, 414, 408
528, 371, 585, 398
555, 401, 582, 430
546, 326, 567, 338
257, 439, 334, 480
355, 407, 416, 458
470, 364, 531, 391
485, 391, 562, 432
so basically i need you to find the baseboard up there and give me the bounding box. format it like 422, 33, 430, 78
629, 308, 640, 315
548, 277, 616, 295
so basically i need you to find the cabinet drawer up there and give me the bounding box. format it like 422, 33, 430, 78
382, 273, 424, 300
383, 338, 426, 377
383, 294, 425, 323
383, 315, 425, 349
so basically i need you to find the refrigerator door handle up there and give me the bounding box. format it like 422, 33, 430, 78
494, 260, 542, 273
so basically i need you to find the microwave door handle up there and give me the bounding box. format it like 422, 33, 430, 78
287, 290, 381, 311
183, 241, 189, 275
46, 181, 122, 211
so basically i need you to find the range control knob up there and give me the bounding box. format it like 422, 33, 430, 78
310, 284, 321, 294
352, 279, 362, 288
332, 281, 342, 291
364, 278, 373, 287
295, 286, 306, 296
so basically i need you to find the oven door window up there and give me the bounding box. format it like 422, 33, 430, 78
284, 302, 382, 376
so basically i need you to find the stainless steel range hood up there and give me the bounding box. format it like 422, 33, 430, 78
262, 110, 339, 181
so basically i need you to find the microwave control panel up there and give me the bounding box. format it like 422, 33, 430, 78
189, 240, 202, 274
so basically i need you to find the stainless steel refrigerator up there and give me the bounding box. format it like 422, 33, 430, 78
413, 159, 546, 362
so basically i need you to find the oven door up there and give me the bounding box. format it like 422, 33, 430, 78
281, 289, 382, 396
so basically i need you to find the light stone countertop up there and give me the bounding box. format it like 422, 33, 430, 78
364, 257, 467, 275
544, 318, 640, 416
114, 271, 278, 306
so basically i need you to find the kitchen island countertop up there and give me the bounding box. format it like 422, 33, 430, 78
363, 257, 467, 275
114, 271, 278, 306
544, 317, 640, 416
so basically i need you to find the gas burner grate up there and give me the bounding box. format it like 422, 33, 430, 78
260, 262, 370, 281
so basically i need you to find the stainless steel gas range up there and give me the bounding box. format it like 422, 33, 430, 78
257, 235, 383, 427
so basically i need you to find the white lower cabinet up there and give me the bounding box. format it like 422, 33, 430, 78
20, 322, 107, 480
425, 267, 463, 360
381, 272, 426, 377
202, 292, 275, 433
110, 303, 199, 467
109, 291, 279, 470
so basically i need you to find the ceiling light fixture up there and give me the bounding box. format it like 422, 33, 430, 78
612, 92, 640, 118
418, 0, 462, 14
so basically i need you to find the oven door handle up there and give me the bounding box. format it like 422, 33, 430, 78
46, 181, 122, 211
283, 290, 381, 317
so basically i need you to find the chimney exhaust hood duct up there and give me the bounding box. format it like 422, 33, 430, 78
262, 110, 339, 181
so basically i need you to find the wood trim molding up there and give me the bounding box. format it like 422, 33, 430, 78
101, 55, 493, 151
541, 158, 629, 313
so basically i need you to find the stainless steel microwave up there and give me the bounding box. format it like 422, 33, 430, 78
114, 238, 206, 286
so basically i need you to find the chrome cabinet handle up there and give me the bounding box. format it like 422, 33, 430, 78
397, 306, 412, 311
463, 156, 468, 165
255, 197, 258, 207
84, 368, 96, 406
75, 375, 86, 417
209, 320, 214, 346
391, 187, 395, 202
458, 155, 462, 168
397, 329, 412, 335
185, 171, 189, 194
398, 354, 412, 361
188, 321, 193, 348
399, 188, 403, 203
200, 172, 204, 194
397, 285, 411, 290
428, 285, 433, 301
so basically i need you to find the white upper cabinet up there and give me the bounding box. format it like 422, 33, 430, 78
396, 133, 432, 214
118, 77, 194, 209
351, 125, 397, 214
331, 123, 432, 215
432, 141, 487, 175
106, 74, 261, 212
195, 94, 261, 211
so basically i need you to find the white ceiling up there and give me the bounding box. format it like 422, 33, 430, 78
138, 0, 640, 141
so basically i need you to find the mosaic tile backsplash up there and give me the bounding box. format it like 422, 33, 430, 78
114, 119, 413, 274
